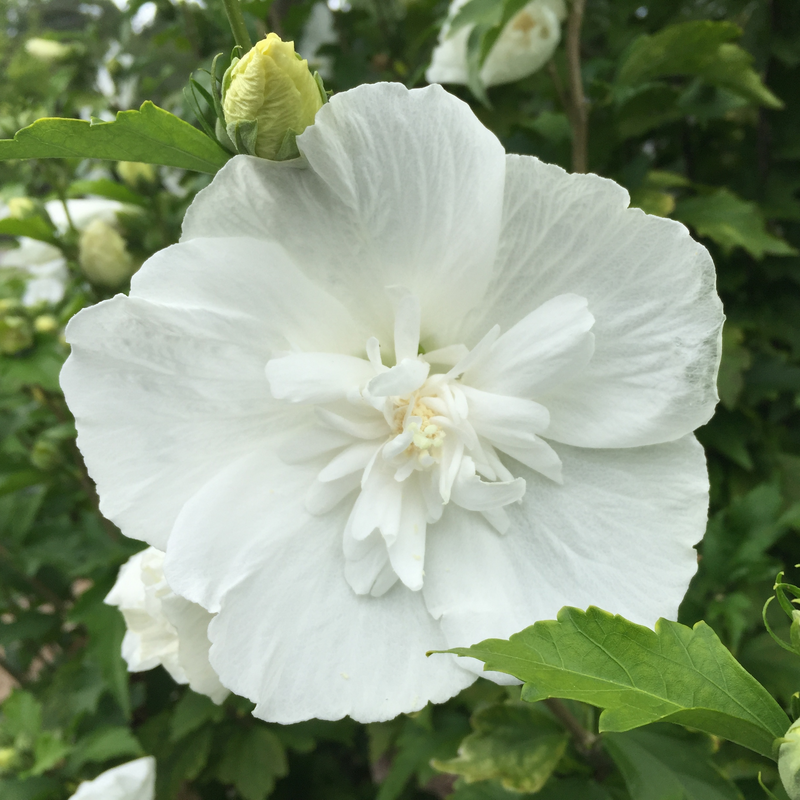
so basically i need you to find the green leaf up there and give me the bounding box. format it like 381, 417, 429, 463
67, 726, 143, 772
440, 606, 790, 759
0, 776, 59, 800
616, 21, 782, 109
0, 217, 56, 243
67, 179, 146, 207
0, 102, 230, 174
215, 726, 288, 800
674, 189, 797, 259
1, 691, 42, 742
432, 702, 567, 793
70, 590, 130, 719
718, 326, 752, 411
26, 731, 70, 777
447, 0, 503, 37
451, 776, 612, 800
604, 727, 743, 800
169, 691, 224, 743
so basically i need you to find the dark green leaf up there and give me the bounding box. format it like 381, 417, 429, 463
617, 21, 782, 108
215, 726, 288, 800
675, 189, 797, 259
0, 102, 230, 174
67, 726, 143, 772
440, 606, 789, 759
604, 727, 742, 800
169, 691, 224, 742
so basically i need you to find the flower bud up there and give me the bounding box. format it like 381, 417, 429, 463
780, 718, 800, 800
34, 315, 59, 334
117, 161, 157, 189
0, 315, 34, 355
78, 219, 136, 287
24, 37, 73, 62
7, 197, 36, 219
222, 33, 324, 160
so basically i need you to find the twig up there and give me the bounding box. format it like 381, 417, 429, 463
565, 0, 588, 173
547, 61, 569, 113
544, 698, 598, 753
222, 0, 253, 51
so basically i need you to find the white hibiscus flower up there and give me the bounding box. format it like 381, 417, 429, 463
105, 547, 228, 704
0, 199, 129, 306
69, 756, 155, 800
61, 82, 723, 724
427, 0, 567, 89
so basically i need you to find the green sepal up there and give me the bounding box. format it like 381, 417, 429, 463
227, 119, 259, 156
273, 129, 300, 162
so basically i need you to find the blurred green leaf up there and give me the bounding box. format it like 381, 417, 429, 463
617, 21, 782, 108
0, 103, 230, 174
432, 702, 567, 793
67, 726, 143, 772
169, 691, 224, 743
0, 217, 56, 244
441, 606, 789, 759
604, 727, 742, 800
1, 692, 42, 743
675, 189, 797, 259
718, 326, 752, 411
215, 726, 288, 800
26, 731, 69, 777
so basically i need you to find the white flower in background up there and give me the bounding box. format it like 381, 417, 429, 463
69, 756, 155, 800
1, 238, 68, 307
79, 219, 137, 287
0, 199, 128, 306
427, 0, 567, 88
299, 2, 338, 81
25, 37, 73, 62
105, 547, 228, 704
62, 82, 723, 723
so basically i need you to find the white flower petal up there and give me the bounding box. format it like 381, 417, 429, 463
62, 239, 350, 548
450, 457, 526, 512
460, 385, 550, 445
347, 462, 403, 541
386, 475, 428, 591
161, 593, 229, 704
182, 84, 507, 348
497, 437, 563, 483
464, 293, 594, 397
69, 756, 156, 800
423, 435, 708, 664
318, 440, 382, 481
266, 353, 376, 404
163, 448, 474, 722
472, 156, 723, 448
305, 472, 361, 515
367, 358, 430, 397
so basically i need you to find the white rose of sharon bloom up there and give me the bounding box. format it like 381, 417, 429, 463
427, 0, 567, 88
105, 547, 228, 704
61, 82, 723, 724
68, 756, 155, 800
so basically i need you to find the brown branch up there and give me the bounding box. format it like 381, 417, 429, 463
544, 698, 597, 753
565, 0, 588, 173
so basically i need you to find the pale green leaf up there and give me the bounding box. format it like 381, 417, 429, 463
432, 702, 567, 793
440, 606, 790, 759
604, 727, 743, 800
617, 21, 782, 109
0, 102, 230, 174
675, 189, 797, 259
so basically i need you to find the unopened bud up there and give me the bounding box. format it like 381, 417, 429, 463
780, 718, 800, 800
117, 161, 157, 189
24, 37, 73, 62
222, 33, 324, 161
0, 315, 34, 355
34, 315, 58, 334
78, 219, 136, 287
7, 197, 36, 219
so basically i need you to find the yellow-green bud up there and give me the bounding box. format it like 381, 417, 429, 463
7, 197, 36, 219
78, 219, 136, 287
0, 747, 17, 772
0, 315, 34, 355
24, 37, 72, 62
222, 33, 324, 160
117, 161, 157, 188
780, 718, 800, 800
34, 315, 58, 334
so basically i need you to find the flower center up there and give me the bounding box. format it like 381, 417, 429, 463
265, 290, 595, 597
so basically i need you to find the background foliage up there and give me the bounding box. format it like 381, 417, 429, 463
0, 0, 798, 798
